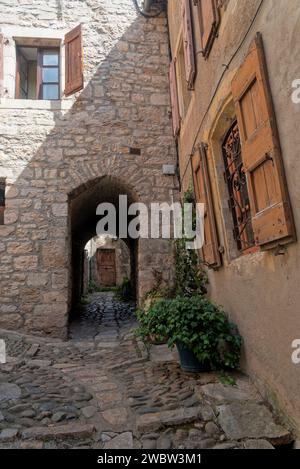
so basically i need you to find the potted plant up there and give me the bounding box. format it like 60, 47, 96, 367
136, 298, 170, 346
136, 296, 242, 373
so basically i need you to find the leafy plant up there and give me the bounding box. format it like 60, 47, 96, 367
88, 280, 102, 293
174, 238, 208, 297
136, 299, 170, 345
172, 185, 208, 297
116, 277, 132, 301
136, 296, 241, 371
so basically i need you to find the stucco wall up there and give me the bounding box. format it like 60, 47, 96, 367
0, 0, 177, 339
168, 0, 300, 432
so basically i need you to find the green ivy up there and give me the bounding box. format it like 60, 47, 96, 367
136, 296, 242, 371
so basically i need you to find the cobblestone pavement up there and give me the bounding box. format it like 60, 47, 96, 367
0, 293, 294, 449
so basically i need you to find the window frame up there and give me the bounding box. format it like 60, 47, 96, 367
196, 0, 220, 59
222, 120, 256, 254
15, 45, 60, 101
174, 35, 192, 121
37, 47, 60, 100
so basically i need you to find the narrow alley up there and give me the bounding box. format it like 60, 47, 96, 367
0, 293, 293, 449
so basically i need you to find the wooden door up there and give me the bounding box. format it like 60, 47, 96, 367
97, 249, 116, 286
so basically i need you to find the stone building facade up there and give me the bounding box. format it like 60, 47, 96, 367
85, 235, 131, 290
0, 0, 177, 339
167, 0, 300, 432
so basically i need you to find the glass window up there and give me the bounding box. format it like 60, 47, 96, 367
43, 50, 59, 66
15, 46, 60, 100
42, 68, 59, 83
40, 49, 60, 100
43, 84, 59, 100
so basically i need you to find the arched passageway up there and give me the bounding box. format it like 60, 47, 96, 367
68, 176, 140, 317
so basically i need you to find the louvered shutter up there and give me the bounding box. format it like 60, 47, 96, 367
65, 25, 84, 96
169, 59, 180, 137
231, 33, 295, 248
192, 143, 221, 268
195, 0, 220, 58
182, 0, 196, 89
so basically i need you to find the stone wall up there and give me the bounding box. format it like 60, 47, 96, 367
168, 0, 300, 433
0, 0, 177, 338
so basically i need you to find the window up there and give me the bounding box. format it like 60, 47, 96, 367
169, 59, 180, 137
222, 121, 255, 252
182, 0, 196, 89
39, 50, 60, 99
176, 39, 192, 119
192, 143, 221, 268
9, 24, 83, 100
195, 0, 220, 59
16, 47, 60, 100
231, 33, 295, 248
0, 179, 5, 225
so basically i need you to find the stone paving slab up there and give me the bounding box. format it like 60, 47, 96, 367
217, 402, 292, 445
136, 407, 203, 432
21, 423, 96, 440
199, 380, 264, 403
0, 292, 294, 449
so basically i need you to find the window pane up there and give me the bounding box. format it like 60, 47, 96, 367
42, 68, 59, 83
43, 84, 59, 100
43, 50, 59, 66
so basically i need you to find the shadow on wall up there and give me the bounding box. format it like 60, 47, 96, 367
0, 0, 176, 339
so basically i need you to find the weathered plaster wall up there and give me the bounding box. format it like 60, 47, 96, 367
168, 0, 300, 432
87, 235, 131, 287
0, 0, 177, 338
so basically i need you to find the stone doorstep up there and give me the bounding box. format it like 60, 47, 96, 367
136, 407, 202, 433
21, 423, 96, 441
217, 402, 293, 446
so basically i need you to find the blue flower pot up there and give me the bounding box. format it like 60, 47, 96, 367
176, 342, 210, 373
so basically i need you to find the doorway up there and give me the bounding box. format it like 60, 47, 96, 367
97, 249, 116, 287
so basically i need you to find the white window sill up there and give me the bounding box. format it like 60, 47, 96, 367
0, 98, 74, 110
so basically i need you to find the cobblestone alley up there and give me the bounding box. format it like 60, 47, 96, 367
0, 293, 294, 449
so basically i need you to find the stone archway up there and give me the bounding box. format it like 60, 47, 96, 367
68, 176, 140, 315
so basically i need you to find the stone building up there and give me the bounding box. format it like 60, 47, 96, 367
85, 235, 131, 290
167, 0, 300, 432
0, 0, 177, 339
1, 0, 300, 438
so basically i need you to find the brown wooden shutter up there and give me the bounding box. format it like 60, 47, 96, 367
195, 0, 220, 58
182, 0, 196, 89
192, 143, 221, 268
231, 33, 295, 248
64, 24, 83, 97
0, 34, 3, 97
169, 59, 180, 137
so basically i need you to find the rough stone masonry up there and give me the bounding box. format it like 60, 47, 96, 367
0, 0, 177, 338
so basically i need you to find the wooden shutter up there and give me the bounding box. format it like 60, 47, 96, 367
64, 24, 83, 96
182, 0, 196, 89
192, 143, 221, 268
195, 0, 220, 58
169, 59, 180, 137
0, 179, 5, 225
0, 34, 3, 97
231, 33, 295, 248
